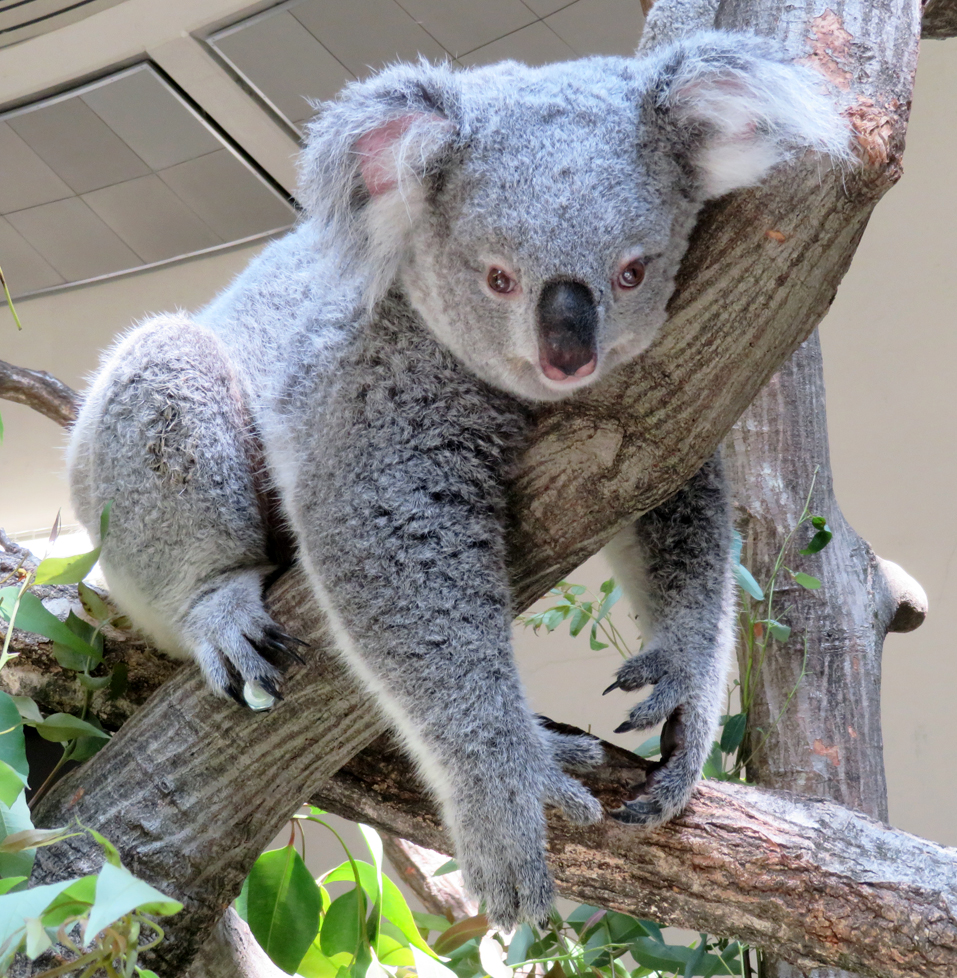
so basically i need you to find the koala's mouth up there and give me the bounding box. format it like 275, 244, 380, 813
536, 279, 599, 383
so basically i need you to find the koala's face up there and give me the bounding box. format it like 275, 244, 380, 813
398, 62, 701, 403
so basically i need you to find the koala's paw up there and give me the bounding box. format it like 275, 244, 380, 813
182, 568, 306, 708
603, 648, 713, 828
461, 844, 554, 931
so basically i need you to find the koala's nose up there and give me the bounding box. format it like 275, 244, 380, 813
536, 279, 598, 381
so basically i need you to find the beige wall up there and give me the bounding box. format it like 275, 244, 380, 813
1, 5, 955, 874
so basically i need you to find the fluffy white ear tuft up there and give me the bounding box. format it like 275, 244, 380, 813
297, 62, 459, 304
648, 32, 853, 199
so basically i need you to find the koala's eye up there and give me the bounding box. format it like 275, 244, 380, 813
487, 267, 517, 295
616, 259, 646, 290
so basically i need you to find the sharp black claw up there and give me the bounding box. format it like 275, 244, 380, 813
269, 627, 310, 648
225, 682, 246, 707
614, 720, 634, 734
258, 677, 284, 701
603, 680, 620, 695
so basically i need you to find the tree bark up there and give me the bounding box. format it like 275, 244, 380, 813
3, 0, 924, 974
923, 0, 957, 38
725, 334, 926, 978
307, 733, 957, 978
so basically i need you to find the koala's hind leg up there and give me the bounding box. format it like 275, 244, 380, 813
602, 451, 735, 825
68, 315, 296, 702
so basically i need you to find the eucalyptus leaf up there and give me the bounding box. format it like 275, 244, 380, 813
86, 862, 182, 943
34, 714, 109, 744
33, 547, 101, 586
792, 571, 823, 590
719, 713, 747, 755
0, 590, 99, 660
732, 563, 764, 601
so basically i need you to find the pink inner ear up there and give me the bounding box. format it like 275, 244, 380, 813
356, 113, 436, 197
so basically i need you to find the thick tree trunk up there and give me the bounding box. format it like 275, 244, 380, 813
725, 333, 926, 978
4, 0, 924, 974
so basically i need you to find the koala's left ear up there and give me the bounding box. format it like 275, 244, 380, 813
642, 32, 852, 199
298, 62, 460, 297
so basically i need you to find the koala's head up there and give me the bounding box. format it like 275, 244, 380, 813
300, 33, 849, 402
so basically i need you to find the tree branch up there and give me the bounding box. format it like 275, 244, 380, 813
923, 0, 957, 38
0, 359, 77, 428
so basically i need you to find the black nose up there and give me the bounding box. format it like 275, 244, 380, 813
536, 279, 598, 378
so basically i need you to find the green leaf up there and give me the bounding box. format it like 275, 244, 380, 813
0, 879, 25, 896
0, 590, 99, 660
235, 876, 249, 922
730, 531, 743, 565
136, 970, 161, 978
86, 862, 182, 942
566, 585, 586, 596
567, 608, 589, 637
799, 527, 833, 555
506, 924, 535, 965
378, 874, 434, 955
0, 692, 28, 803
76, 673, 112, 692
540, 609, 565, 633
791, 571, 822, 590
732, 564, 764, 601
810, 515, 828, 530
0, 795, 35, 879
719, 714, 747, 755
85, 826, 122, 867
99, 501, 112, 542
701, 741, 725, 780
247, 845, 322, 974
0, 877, 76, 968
297, 938, 344, 978
10, 696, 42, 724
70, 715, 110, 762
78, 582, 111, 622
599, 578, 616, 595
432, 858, 458, 876
40, 874, 97, 927
109, 662, 129, 700
767, 620, 791, 642
0, 826, 74, 853
34, 713, 109, 744
319, 888, 363, 959
634, 735, 661, 759
588, 625, 608, 651
595, 585, 622, 624
411, 911, 451, 936
33, 547, 101, 586
324, 860, 378, 905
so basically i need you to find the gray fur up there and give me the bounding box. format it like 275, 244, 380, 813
67, 33, 848, 927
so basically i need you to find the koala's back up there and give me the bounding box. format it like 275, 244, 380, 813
193, 223, 364, 416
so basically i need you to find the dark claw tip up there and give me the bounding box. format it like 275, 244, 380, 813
275, 629, 310, 648
225, 683, 246, 707
259, 677, 284, 701
614, 721, 634, 734
603, 681, 620, 695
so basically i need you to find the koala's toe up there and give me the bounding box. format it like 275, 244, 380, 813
615, 677, 684, 733
608, 648, 668, 693
540, 728, 605, 770
608, 796, 666, 827
544, 772, 603, 825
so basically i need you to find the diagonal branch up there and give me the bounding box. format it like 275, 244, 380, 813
0, 359, 78, 428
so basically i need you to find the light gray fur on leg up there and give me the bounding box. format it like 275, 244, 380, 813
603, 451, 735, 825
68, 315, 295, 703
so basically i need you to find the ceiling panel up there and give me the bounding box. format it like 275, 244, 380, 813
6, 197, 142, 281
211, 9, 352, 127
458, 20, 575, 67
522, 0, 574, 17
82, 174, 222, 264
545, 0, 644, 56
289, 0, 445, 78
0, 215, 64, 293
0, 121, 72, 214
0, 63, 296, 298
81, 65, 224, 171
6, 96, 152, 194
0, 0, 125, 50
392, 0, 536, 57
158, 149, 295, 242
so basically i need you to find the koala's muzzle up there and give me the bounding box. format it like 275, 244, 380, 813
536, 280, 598, 381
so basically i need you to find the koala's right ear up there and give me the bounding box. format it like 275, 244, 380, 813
298, 63, 460, 303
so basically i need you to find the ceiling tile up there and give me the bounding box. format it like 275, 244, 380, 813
5, 197, 141, 281
5, 96, 151, 194
0, 121, 72, 214
290, 0, 446, 78
545, 0, 644, 56
458, 21, 575, 67
80, 65, 223, 171
212, 10, 352, 126
391, 0, 536, 58
0, 215, 64, 295
522, 0, 572, 16
82, 174, 222, 264
158, 149, 296, 242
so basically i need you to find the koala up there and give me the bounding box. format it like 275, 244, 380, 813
67, 33, 848, 928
